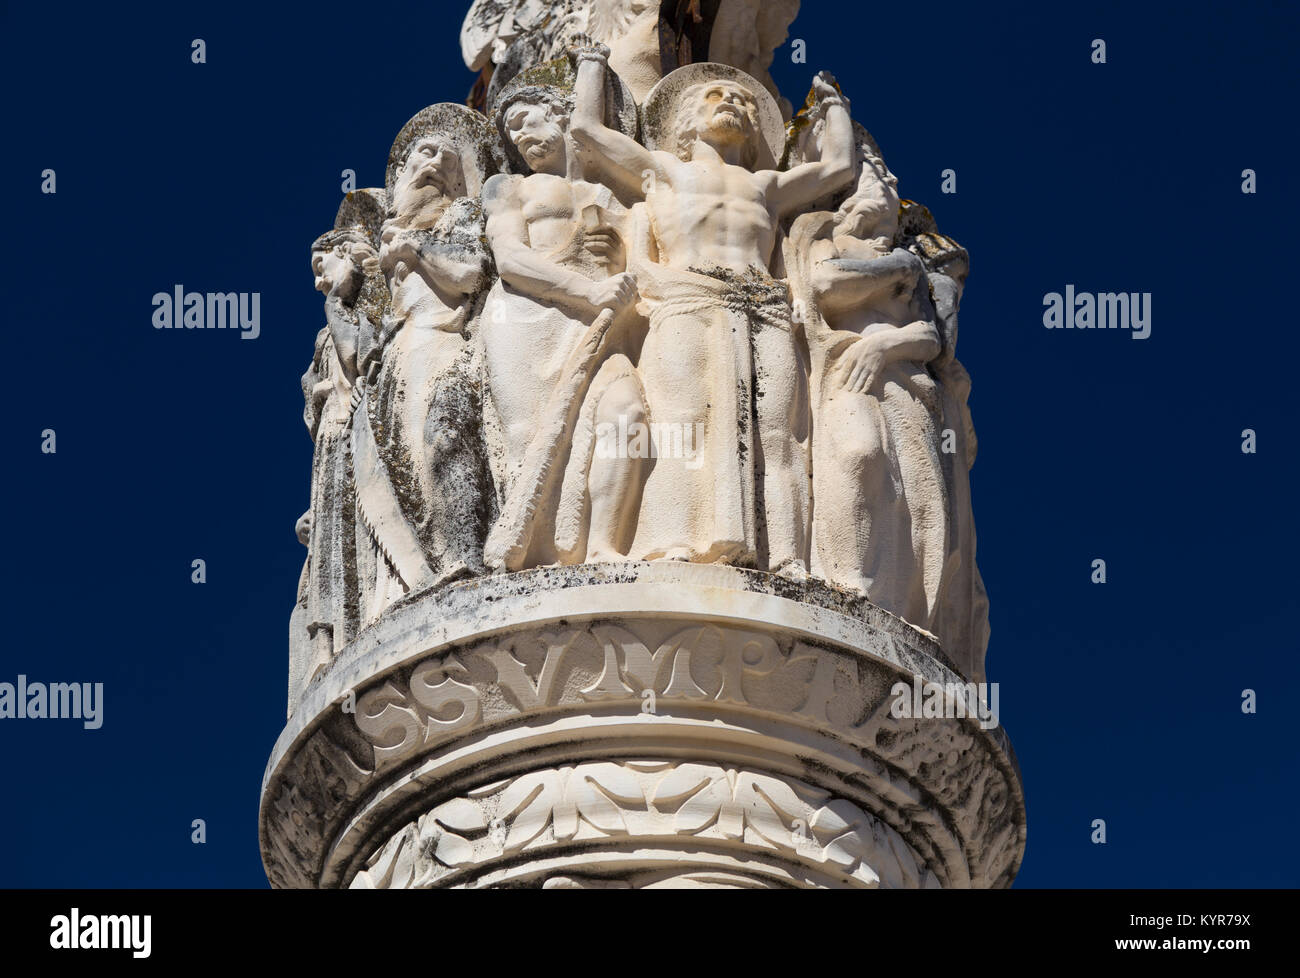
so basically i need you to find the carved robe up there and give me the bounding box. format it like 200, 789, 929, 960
928, 272, 990, 681
290, 324, 359, 705
624, 206, 809, 568
354, 199, 496, 622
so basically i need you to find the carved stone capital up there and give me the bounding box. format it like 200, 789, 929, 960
260, 563, 1025, 888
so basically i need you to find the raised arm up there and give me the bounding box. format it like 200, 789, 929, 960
873, 318, 942, 363
770, 72, 855, 217
569, 40, 667, 201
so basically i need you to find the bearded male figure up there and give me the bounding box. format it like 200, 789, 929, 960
570, 47, 854, 575
352, 105, 499, 623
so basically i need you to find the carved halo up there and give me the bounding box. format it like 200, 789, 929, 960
312, 188, 388, 252
640, 62, 786, 172
334, 188, 387, 237
384, 102, 504, 198
489, 55, 640, 175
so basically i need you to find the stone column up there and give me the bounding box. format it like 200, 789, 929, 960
263, 0, 1025, 889
261, 564, 1024, 888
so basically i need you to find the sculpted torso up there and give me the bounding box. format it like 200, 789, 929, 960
650, 153, 777, 273
518, 173, 580, 249
512, 172, 616, 270
569, 65, 854, 277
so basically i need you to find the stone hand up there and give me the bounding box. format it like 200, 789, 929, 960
380, 230, 421, 275
583, 226, 622, 265
812, 71, 848, 114
836, 334, 889, 394
587, 272, 637, 314
567, 33, 610, 63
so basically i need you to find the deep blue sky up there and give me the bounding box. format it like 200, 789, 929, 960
3, 0, 1296, 887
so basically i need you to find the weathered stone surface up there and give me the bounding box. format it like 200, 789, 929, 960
461, 1, 799, 114
481, 59, 648, 571
268, 0, 1015, 888
291, 190, 388, 711
261, 563, 1024, 889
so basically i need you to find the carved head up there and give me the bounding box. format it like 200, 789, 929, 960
913, 232, 969, 290
391, 136, 468, 229
674, 80, 762, 168
385, 104, 501, 222
311, 231, 379, 303
497, 87, 572, 175
829, 130, 900, 250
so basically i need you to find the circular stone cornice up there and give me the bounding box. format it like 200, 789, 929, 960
260, 562, 1025, 889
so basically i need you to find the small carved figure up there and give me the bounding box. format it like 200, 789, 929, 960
289, 192, 384, 703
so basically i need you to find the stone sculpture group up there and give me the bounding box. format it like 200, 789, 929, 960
290, 9, 988, 712
264, 0, 1023, 892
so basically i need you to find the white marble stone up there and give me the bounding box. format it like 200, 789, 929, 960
261, 564, 1024, 889
267, 0, 1011, 889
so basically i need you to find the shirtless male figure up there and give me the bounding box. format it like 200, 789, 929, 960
570, 45, 855, 574
481, 81, 647, 566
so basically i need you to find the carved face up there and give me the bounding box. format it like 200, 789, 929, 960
312, 243, 360, 301
392, 136, 466, 226
835, 153, 899, 246
503, 100, 568, 174
403, 137, 465, 196
676, 81, 760, 166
